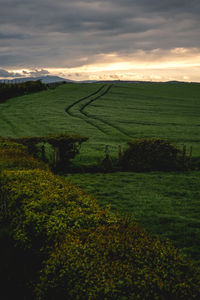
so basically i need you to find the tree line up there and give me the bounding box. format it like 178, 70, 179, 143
0, 80, 47, 103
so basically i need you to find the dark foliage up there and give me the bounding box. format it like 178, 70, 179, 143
0, 80, 47, 103
120, 138, 187, 171
10, 133, 88, 171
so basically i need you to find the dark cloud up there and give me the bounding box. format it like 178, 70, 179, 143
29, 69, 50, 77
0, 68, 49, 78
0, 32, 29, 40
0, 0, 200, 69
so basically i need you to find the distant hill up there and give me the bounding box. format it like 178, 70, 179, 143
1, 77, 198, 85
0, 76, 74, 84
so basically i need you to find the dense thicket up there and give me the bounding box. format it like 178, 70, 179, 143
9, 133, 88, 171
0, 137, 200, 299
0, 80, 46, 103
121, 138, 187, 171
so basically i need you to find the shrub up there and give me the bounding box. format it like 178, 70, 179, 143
0, 137, 48, 171
0, 168, 116, 297
121, 138, 185, 171
1, 136, 200, 299
0, 137, 27, 151
10, 133, 88, 171
36, 219, 200, 300
0, 169, 116, 250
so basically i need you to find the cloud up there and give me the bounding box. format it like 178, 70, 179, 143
29, 69, 50, 77
0, 68, 49, 78
0, 69, 22, 78
0, 0, 200, 81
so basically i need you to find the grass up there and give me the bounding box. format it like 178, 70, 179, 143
66, 171, 200, 263
1, 82, 200, 162
1, 81, 200, 262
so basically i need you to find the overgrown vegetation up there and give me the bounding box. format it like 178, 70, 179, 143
1, 137, 200, 299
36, 222, 200, 300
9, 133, 88, 171
120, 138, 188, 171
0, 137, 48, 171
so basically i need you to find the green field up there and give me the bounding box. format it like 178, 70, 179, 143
65, 171, 200, 263
1, 81, 200, 262
1, 82, 200, 161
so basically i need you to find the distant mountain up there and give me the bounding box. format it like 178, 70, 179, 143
0, 75, 74, 84
1, 77, 198, 85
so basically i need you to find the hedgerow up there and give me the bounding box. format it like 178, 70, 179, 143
0, 80, 46, 103
121, 138, 186, 171
36, 221, 200, 300
0, 138, 48, 171
0, 136, 200, 299
10, 133, 88, 171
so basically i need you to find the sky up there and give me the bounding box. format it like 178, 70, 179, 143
0, 0, 200, 82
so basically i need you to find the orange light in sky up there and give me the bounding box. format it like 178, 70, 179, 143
2, 48, 200, 82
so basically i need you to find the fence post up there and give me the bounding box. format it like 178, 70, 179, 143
54, 147, 58, 166
102, 145, 112, 171
118, 144, 122, 160
182, 144, 186, 168
189, 145, 192, 163
182, 144, 186, 159
41, 144, 45, 161
105, 145, 109, 158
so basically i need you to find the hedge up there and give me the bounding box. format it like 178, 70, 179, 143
36, 221, 200, 300
0, 169, 115, 250
0, 138, 48, 171
10, 133, 88, 171
0, 80, 46, 103
121, 138, 186, 171
0, 137, 200, 299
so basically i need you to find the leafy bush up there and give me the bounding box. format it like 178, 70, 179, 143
0, 137, 27, 151
36, 219, 200, 300
121, 138, 185, 171
0, 137, 48, 171
10, 133, 88, 171
1, 136, 200, 299
0, 169, 115, 250
0, 168, 116, 298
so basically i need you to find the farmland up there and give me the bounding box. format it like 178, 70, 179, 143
0, 81, 200, 262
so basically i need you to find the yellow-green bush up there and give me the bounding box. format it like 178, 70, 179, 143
0, 148, 48, 171
0, 137, 27, 151
36, 220, 200, 300
1, 136, 200, 299
0, 137, 48, 171
0, 169, 115, 250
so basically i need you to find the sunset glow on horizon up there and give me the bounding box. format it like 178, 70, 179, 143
3, 47, 200, 82
1, 1, 200, 83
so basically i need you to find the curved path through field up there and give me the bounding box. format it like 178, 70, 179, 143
65, 84, 132, 138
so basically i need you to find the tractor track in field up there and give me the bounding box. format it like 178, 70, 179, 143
65, 84, 132, 138
65, 85, 108, 134
65, 85, 105, 115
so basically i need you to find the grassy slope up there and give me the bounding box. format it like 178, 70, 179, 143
85, 82, 200, 157
0, 82, 200, 159
66, 171, 200, 263
0, 83, 100, 138
0, 81, 200, 261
